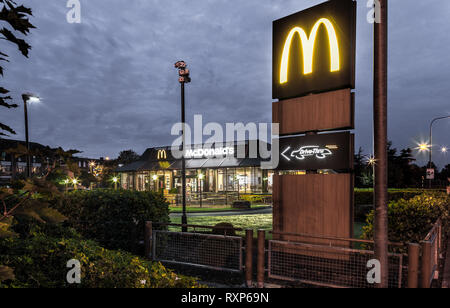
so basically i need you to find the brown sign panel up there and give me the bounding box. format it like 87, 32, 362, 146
272, 173, 354, 246
273, 0, 356, 100
273, 88, 354, 135
276, 132, 353, 171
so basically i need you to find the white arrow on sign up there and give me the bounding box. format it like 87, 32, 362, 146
281, 147, 291, 161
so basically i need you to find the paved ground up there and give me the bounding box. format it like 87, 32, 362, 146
169, 206, 272, 218
443, 239, 450, 288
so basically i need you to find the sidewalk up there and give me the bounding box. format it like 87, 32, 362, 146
443, 238, 450, 288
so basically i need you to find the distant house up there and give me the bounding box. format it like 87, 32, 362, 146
0, 138, 100, 184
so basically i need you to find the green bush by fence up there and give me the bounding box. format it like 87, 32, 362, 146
354, 189, 445, 222
52, 189, 170, 254
362, 192, 450, 245
0, 228, 201, 288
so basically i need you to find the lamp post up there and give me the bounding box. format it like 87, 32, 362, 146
428, 116, 450, 188
112, 176, 119, 190
198, 173, 204, 208
174, 61, 191, 232
21, 93, 40, 178
152, 174, 158, 192
72, 178, 78, 190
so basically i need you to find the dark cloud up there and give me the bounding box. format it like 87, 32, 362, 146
0, 0, 449, 169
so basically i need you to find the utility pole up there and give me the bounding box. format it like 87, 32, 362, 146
175, 61, 191, 232
373, 0, 389, 288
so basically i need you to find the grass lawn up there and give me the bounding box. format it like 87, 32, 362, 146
169, 204, 269, 213
170, 214, 367, 239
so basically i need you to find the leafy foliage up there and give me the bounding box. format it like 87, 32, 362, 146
0, 230, 203, 288
362, 192, 450, 245
0, 0, 35, 136
52, 189, 170, 253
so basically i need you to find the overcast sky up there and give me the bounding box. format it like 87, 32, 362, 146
0, 0, 449, 169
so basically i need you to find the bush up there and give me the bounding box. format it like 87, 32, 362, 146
0, 232, 202, 288
52, 189, 170, 254
355, 188, 445, 206
354, 189, 446, 222
362, 192, 450, 245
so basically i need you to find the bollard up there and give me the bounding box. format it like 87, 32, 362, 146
245, 230, 254, 287
407, 243, 420, 288
144, 221, 153, 259
257, 230, 265, 288
421, 241, 432, 288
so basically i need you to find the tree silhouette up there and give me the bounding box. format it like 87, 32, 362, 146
0, 0, 35, 136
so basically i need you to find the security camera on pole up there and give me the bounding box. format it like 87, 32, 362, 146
174, 61, 191, 232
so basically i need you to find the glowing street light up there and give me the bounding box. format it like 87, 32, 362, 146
198, 173, 204, 208
442, 147, 448, 154
63, 179, 70, 192
368, 156, 377, 166
21, 93, 41, 178
112, 176, 119, 190
72, 178, 79, 190
418, 143, 430, 152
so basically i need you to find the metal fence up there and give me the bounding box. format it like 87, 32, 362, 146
267, 239, 405, 288
151, 228, 243, 273
421, 218, 444, 287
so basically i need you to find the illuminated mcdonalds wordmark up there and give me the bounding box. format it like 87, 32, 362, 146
281, 146, 333, 161
280, 18, 340, 84
184, 147, 235, 159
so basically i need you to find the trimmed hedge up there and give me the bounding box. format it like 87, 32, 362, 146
354, 189, 446, 222
0, 229, 202, 288
52, 190, 170, 254
362, 192, 450, 245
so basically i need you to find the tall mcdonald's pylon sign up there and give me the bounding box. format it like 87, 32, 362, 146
273, 0, 356, 100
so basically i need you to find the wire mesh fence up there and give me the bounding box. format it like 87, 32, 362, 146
152, 230, 243, 272
268, 240, 405, 288
422, 218, 443, 286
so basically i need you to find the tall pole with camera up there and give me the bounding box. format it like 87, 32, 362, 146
174, 61, 191, 232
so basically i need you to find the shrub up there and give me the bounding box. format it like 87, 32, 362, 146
52, 189, 170, 254
354, 188, 445, 206
362, 192, 450, 245
0, 232, 202, 288
354, 189, 446, 222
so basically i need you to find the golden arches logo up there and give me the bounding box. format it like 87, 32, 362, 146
157, 150, 167, 160
280, 18, 340, 84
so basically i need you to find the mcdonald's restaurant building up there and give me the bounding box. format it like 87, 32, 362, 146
116, 141, 274, 196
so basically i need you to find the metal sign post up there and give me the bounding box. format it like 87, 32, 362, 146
373, 0, 389, 288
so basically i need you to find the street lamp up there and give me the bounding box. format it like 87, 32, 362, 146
21, 93, 40, 178
198, 173, 204, 208
112, 176, 119, 190
442, 147, 448, 154
152, 174, 158, 192
63, 179, 70, 192
174, 60, 191, 232
72, 178, 79, 190
428, 115, 450, 188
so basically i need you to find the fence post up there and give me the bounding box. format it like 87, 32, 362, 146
144, 221, 153, 259
407, 243, 420, 288
245, 229, 254, 287
257, 230, 265, 288
421, 241, 432, 288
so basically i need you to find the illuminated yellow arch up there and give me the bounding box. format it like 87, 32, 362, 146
280, 18, 340, 84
